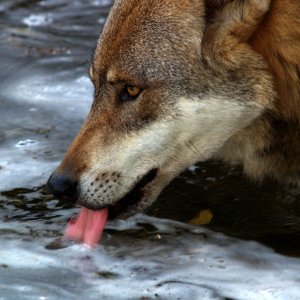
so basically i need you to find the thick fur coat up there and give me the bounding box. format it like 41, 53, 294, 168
48, 0, 300, 218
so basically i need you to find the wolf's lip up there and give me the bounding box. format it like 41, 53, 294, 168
108, 168, 158, 219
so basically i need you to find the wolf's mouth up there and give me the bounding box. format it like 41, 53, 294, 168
108, 168, 158, 219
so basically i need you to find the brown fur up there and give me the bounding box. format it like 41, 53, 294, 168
58, 0, 206, 178
219, 0, 300, 184
51, 0, 300, 215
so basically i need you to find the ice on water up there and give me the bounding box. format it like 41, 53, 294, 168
0, 0, 299, 299
23, 14, 53, 27
0, 73, 93, 191
1, 213, 300, 300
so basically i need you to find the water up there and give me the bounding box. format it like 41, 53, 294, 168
0, 1, 300, 299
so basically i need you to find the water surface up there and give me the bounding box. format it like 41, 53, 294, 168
0, 1, 300, 299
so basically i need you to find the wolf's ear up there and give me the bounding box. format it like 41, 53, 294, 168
203, 0, 271, 67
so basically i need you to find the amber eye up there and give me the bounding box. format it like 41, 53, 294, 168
119, 85, 142, 102
127, 85, 141, 97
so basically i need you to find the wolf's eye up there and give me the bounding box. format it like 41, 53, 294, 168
127, 86, 141, 97
119, 85, 142, 102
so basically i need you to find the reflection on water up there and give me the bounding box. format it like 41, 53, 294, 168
0, 0, 300, 299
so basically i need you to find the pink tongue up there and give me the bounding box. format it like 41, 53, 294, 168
64, 207, 108, 248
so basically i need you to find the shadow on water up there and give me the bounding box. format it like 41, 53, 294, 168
150, 161, 300, 257
1, 160, 300, 257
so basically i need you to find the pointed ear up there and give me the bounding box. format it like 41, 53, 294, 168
203, 0, 271, 67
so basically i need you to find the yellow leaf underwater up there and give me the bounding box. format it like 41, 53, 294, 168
190, 209, 213, 225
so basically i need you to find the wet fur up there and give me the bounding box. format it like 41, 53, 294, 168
54, 0, 300, 215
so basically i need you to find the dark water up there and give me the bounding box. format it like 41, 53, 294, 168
3, 161, 300, 257
0, 1, 300, 299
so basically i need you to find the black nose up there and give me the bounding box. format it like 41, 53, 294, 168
47, 172, 78, 201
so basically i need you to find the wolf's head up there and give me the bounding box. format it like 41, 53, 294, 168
48, 0, 274, 218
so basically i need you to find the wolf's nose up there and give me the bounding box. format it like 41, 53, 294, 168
47, 172, 78, 201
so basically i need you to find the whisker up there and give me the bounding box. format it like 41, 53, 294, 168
185, 141, 205, 161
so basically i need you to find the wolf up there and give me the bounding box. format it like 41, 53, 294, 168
48, 0, 300, 219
